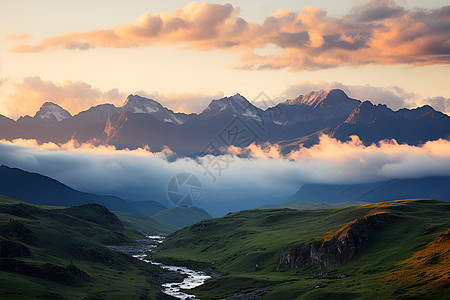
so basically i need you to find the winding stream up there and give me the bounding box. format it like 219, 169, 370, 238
108, 235, 211, 299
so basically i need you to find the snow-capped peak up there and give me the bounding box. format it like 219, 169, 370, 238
34, 102, 72, 121
202, 94, 255, 115
122, 94, 161, 114
120, 94, 188, 124
285, 89, 329, 107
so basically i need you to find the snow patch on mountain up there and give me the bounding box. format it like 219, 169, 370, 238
122, 94, 187, 124
285, 89, 330, 107
34, 102, 72, 121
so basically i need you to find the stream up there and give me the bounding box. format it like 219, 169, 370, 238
108, 235, 211, 299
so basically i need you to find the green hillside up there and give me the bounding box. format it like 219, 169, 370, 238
115, 211, 176, 234
115, 206, 213, 235
0, 195, 171, 299
152, 199, 450, 299
151, 206, 212, 231
260, 201, 368, 210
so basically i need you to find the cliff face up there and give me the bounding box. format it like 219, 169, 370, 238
278, 211, 398, 270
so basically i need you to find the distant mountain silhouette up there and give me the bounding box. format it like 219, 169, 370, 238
0, 89, 448, 154
290, 176, 450, 204
0, 165, 167, 214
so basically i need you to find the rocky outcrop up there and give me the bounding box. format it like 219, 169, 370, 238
0, 259, 90, 283
0, 219, 37, 245
0, 240, 31, 257
278, 211, 398, 270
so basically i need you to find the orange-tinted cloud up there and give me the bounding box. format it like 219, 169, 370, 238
6, 33, 32, 41
1, 135, 449, 215
134, 90, 224, 114
5, 76, 126, 118
1, 76, 224, 119
12, 1, 450, 70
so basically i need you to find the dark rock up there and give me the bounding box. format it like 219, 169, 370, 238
0, 240, 31, 257
0, 259, 39, 273
0, 219, 37, 245
149, 272, 184, 284
278, 212, 398, 270
221, 288, 268, 300
67, 264, 90, 281
306, 272, 328, 279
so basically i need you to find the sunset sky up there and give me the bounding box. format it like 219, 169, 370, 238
1, 0, 449, 119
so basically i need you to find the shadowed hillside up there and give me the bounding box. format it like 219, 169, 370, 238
0, 195, 172, 299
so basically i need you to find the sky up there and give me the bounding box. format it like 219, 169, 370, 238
0, 0, 449, 214
1, 0, 449, 118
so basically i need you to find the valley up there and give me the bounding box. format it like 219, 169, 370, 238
2, 1, 449, 298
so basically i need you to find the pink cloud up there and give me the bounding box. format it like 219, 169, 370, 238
2, 76, 223, 119
6, 33, 32, 41
5, 76, 127, 118
12, 1, 450, 70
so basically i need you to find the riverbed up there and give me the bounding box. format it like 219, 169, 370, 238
108, 235, 211, 299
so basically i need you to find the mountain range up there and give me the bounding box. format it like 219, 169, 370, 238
1, 89, 449, 155
290, 176, 450, 203
0, 165, 211, 233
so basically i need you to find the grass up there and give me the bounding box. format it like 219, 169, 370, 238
152, 199, 450, 299
115, 206, 212, 235
0, 195, 172, 299
260, 201, 369, 210
114, 211, 176, 234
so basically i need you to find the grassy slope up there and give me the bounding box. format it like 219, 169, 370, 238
260, 201, 368, 210
0, 195, 171, 300
152, 199, 450, 299
151, 206, 212, 231
115, 206, 213, 235
115, 211, 176, 234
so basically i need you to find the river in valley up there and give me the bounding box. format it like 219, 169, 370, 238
108, 235, 211, 299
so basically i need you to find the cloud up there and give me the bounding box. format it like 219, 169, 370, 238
347, 0, 405, 22
0, 76, 224, 119
6, 33, 32, 41
423, 96, 450, 115
0, 135, 449, 216
133, 90, 224, 113
12, 1, 450, 70
3, 76, 127, 119
277, 81, 450, 114
2, 76, 447, 120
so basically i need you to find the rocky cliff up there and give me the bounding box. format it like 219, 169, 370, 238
278, 210, 398, 270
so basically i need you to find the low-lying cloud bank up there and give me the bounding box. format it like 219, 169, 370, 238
0, 135, 449, 215
12, 1, 450, 70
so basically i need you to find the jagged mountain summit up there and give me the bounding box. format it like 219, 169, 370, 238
34, 102, 72, 122
123, 94, 190, 124
199, 93, 263, 121
0, 89, 448, 154
268, 89, 361, 124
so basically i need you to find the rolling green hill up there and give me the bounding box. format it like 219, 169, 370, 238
152, 199, 450, 299
114, 211, 176, 234
115, 206, 213, 235
0, 195, 172, 299
151, 206, 212, 231
260, 201, 368, 210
